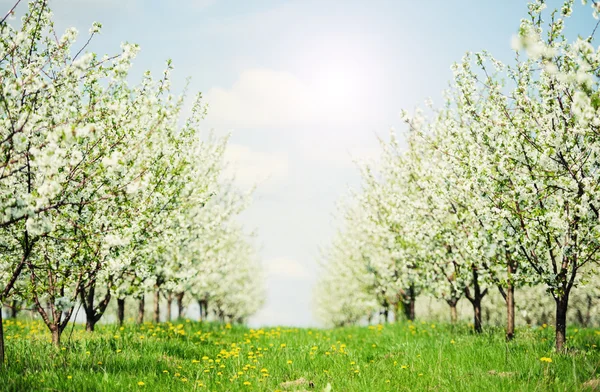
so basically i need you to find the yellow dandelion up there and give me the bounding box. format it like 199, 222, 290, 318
137, 381, 145, 386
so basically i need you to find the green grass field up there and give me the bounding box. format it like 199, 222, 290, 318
1, 319, 599, 391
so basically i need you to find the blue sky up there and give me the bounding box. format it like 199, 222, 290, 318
3, 0, 597, 326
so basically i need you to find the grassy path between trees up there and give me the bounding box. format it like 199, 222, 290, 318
0, 319, 599, 391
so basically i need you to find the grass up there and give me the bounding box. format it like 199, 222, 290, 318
0, 319, 599, 391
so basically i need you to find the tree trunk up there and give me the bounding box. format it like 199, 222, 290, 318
51, 327, 60, 347
506, 279, 515, 341
153, 290, 160, 323
166, 292, 172, 322
117, 298, 125, 326
505, 259, 516, 341
198, 299, 208, 321
447, 298, 458, 324
10, 301, 18, 319
402, 286, 416, 321
465, 266, 487, 333
80, 280, 111, 333
555, 295, 569, 352
137, 296, 145, 324
575, 295, 592, 327
198, 300, 203, 321
450, 305, 457, 324
408, 292, 415, 321
0, 306, 4, 365
473, 299, 482, 333
381, 299, 389, 323
82, 282, 96, 332
176, 292, 184, 319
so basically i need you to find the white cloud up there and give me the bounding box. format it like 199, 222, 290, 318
204, 68, 385, 129
206, 69, 314, 128
265, 257, 310, 280
223, 144, 288, 190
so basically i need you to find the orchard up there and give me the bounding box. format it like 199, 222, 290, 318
0, 0, 599, 391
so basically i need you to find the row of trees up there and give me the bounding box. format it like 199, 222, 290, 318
0, 0, 265, 362
315, 0, 600, 351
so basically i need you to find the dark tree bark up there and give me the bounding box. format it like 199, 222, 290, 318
402, 286, 416, 321
10, 301, 18, 319
176, 292, 184, 319
0, 308, 4, 366
465, 266, 488, 333
153, 289, 160, 323
505, 261, 516, 341
555, 295, 569, 352
80, 279, 111, 332
166, 292, 172, 322
117, 298, 125, 326
380, 299, 389, 323
198, 299, 208, 321
137, 296, 145, 324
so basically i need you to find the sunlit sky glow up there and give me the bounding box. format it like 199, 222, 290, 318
3, 0, 595, 326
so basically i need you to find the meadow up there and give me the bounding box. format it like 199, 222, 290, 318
0, 319, 599, 391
